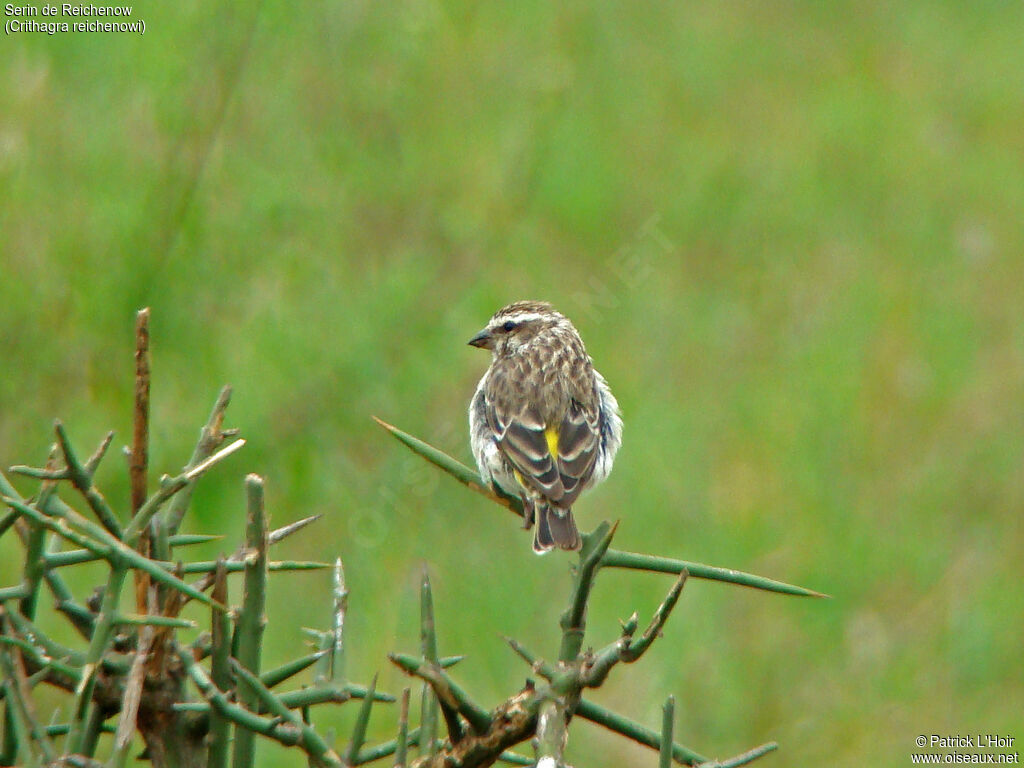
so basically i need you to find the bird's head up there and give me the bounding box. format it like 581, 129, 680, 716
468, 301, 575, 358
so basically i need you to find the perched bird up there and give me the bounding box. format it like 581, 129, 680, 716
468, 301, 622, 553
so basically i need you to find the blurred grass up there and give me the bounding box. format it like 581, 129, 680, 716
2, 1, 1023, 765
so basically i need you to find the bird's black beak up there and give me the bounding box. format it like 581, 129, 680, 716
468, 328, 492, 349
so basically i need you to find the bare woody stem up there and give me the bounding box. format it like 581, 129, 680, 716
534, 697, 567, 766
131, 308, 152, 614
130, 308, 151, 518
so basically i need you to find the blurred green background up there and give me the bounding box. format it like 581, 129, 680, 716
2, 1, 1022, 766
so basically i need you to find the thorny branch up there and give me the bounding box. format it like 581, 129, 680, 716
1, 317, 815, 768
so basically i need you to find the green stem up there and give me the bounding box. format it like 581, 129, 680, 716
575, 699, 708, 766
42, 528, 95, 638
3, 494, 225, 610
419, 683, 439, 759
1, 676, 41, 768
314, 557, 347, 685
231, 659, 343, 768
43, 722, 117, 737
164, 385, 235, 536
389, 653, 492, 735
0, 509, 18, 540
112, 613, 197, 628
344, 672, 377, 766
496, 752, 534, 766
374, 417, 524, 517
181, 515, 322, 608
122, 439, 246, 546
80, 696, 107, 761
67, 566, 128, 755
394, 688, 410, 768
0, 630, 55, 766
181, 559, 330, 574
231, 474, 268, 768
714, 741, 779, 768
54, 421, 124, 538
177, 644, 303, 747
175, 683, 392, 716
418, 567, 442, 753
344, 681, 396, 701
17, 521, 46, 621
0, 484, 93, 638
660, 696, 675, 768
0, 635, 83, 685
0, 586, 29, 602
419, 566, 438, 663
350, 726, 421, 766
578, 570, 686, 691
208, 561, 231, 768
4, 608, 130, 674
262, 650, 328, 689
150, 514, 171, 611
601, 549, 826, 598
504, 636, 556, 680
42, 534, 221, 568
83, 430, 114, 476
558, 522, 616, 664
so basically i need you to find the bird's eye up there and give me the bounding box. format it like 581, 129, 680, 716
501, 320, 517, 332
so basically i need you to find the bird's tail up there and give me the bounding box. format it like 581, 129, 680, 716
533, 504, 582, 554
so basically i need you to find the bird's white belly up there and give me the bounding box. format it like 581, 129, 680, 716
480, 440, 521, 497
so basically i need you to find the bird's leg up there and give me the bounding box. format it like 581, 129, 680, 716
522, 497, 534, 530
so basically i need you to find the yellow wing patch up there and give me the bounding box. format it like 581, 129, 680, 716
544, 426, 559, 458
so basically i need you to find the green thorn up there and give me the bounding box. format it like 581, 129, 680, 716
345, 672, 378, 765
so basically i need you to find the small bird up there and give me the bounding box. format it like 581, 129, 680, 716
468, 301, 622, 553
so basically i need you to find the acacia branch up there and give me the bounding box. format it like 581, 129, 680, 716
130, 307, 152, 614
230, 659, 343, 768
580, 569, 688, 687
177, 645, 304, 748
164, 384, 238, 536
53, 421, 123, 538
373, 417, 523, 518
0, 612, 57, 764
558, 522, 617, 664
110, 596, 156, 768
601, 548, 827, 598
183, 513, 321, 603
208, 561, 231, 768
1, 494, 225, 610
388, 653, 492, 736
534, 697, 566, 767
231, 473, 269, 768
408, 685, 537, 768
575, 698, 709, 765
377, 420, 825, 598
345, 672, 378, 765
660, 696, 675, 768
130, 307, 151, 519
313, 557, 347, 686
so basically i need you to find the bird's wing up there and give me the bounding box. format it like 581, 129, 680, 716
553, 398, 601, 507
488, 397, 600, 508
487, 399, 565, 502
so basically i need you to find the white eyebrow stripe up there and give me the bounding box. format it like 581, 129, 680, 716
496, 312, 546, 325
